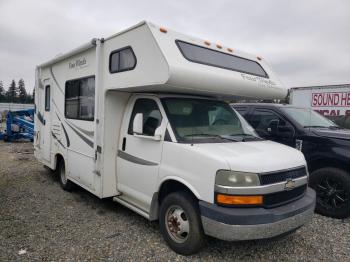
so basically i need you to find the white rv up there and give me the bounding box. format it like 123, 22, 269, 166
34, 21, 315, 255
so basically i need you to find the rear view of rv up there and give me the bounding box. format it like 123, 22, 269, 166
34, 21, 315, 255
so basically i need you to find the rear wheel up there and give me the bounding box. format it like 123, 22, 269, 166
159, 191, 204, 255
309, 167, 350, 218
57, 159, 74, 191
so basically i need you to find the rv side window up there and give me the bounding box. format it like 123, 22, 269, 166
176, 40, 268, 78
65, 76, 95, 121
109, 46, 136, 73
128, 99, 162, 136
45, 85, 50, 111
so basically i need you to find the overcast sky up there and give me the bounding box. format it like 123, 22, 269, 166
0, 0, 349, 93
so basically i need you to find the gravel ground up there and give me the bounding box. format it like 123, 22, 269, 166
0, 141, 349, 261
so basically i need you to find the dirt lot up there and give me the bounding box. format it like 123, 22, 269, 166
0, 141, 349, 261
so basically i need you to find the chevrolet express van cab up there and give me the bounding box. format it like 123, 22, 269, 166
34, 21, 315, 255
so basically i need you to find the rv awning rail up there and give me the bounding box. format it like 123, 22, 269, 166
37, 39, 97, 68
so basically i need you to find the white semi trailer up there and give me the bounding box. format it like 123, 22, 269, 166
34, 21, 315, 255
290, 84, 350, 117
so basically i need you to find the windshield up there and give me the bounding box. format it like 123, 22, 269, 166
161, 98, 260, 143
281, 107, 337, 128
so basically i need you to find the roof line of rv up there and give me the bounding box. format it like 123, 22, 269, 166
37, 21, 148, 69
291, 84, 350, 90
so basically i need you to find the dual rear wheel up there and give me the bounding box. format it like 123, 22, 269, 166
57, 160, 75, 191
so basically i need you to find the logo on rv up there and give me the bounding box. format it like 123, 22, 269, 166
69, 57, 87, 69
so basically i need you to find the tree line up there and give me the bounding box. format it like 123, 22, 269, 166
0, 79, 34, 103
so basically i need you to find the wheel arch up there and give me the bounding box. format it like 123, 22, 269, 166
149, 177, 201, 221
53, 153, 65, 171
308, 157, 350, 174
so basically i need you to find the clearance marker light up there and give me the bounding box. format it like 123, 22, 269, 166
227, 48, 233, 53
216, 43, 222, 49
257, 56, 263, 61
159, 27, 167, 33
204, 41, 211, 46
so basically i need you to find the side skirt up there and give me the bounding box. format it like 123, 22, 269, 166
113, 196, 150, 220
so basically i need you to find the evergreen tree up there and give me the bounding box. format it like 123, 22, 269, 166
7, 80, 17, 102
18, 79, 27, 103
0, 81, 5, 102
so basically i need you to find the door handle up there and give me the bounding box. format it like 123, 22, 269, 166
122, 137, 126, 151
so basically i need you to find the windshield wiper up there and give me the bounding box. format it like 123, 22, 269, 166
229, 133, 263, 141
184, 133, 239, 142
303, 125, 329, 128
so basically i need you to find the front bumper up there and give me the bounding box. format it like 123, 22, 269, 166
199, 188, 316, 241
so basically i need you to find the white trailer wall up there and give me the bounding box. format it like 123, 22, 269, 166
290, 84, 350, 117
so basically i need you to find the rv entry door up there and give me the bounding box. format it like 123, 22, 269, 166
40, 79, 52, 162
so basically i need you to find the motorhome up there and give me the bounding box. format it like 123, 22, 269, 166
34, 21, 315, 255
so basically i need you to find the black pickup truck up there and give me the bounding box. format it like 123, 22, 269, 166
232, 103, 350, 218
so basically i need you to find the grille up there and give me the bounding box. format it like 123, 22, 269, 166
264, 185, 307, 208
259, 167, 307, 185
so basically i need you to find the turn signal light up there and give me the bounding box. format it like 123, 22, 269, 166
216, 194, 263, 205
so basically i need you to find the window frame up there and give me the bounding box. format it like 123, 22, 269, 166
64, 75, 95, 121
250, 108, 295, 136
175, 40, 269, 78
127, 98, 163, 136
45, 85, 50, 112
109, 46, 137, 74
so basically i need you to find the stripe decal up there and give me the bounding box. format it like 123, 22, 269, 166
52, 132, 65, 148
65, 121, 94, 148
50, 67, 64, 94
117, 150, 158, 166
66, 121, 94, 138
37, 112, 45, 125
61, 123, 70, 147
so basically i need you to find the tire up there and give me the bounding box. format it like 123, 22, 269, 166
57, 159, 74, 191
159, 191, 204, 255
309, 167, 350, 218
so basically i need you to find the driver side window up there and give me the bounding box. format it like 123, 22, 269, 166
128, 99, 162, 136
250, 109, 290, 138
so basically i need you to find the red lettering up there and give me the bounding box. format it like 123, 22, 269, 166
341, 92, 347, 106
312, 94, 318, 106
334, 93, 339, 106
330, 110, 337, 116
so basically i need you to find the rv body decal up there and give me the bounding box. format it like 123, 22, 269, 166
117, 150, 158, 166
65, 121, 94, 148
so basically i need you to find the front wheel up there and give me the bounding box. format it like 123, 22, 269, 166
309, 167, 350, 218
159, 191, 204, 255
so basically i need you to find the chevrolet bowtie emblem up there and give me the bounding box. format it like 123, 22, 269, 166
285, 178, 296, 190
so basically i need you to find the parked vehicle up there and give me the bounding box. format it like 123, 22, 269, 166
290, 84, 350, 128
232, 103, 350, 218
0, 109, 34, 142
34, 21, 315, 255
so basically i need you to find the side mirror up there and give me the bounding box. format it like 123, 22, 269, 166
133, 113, 143, 135
153, 127, 162, 141
267, 119, 279, 136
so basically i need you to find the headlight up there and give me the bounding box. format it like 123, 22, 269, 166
215, 170, 260, 187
